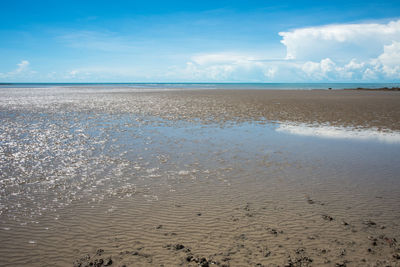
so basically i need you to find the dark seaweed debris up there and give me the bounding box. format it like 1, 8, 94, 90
73, 250, 112, 267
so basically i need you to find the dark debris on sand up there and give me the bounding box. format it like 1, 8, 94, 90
285, 249, 313, 267
164, 243, 229, 267
363, 220, 377, 227
322, 214, 334, 221
73, 250, 113, 267
72, 211, 400, 267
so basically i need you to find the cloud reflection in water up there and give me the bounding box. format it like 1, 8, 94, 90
276, 123, 400, 144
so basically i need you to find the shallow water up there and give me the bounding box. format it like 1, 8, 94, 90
0, 87, 399, 266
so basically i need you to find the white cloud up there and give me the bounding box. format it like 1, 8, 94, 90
172, 53, 270, 81
69, 70, 79, 77
377, 41, 400, 77
16, 60, 30, 73
344, 59, 365, 70
362, 68, 378, 80
181, 60, 239, 81
264, 67, 277, 79
191, 53, 254, 66
276, 20, 400, 81
378, 41, 400, 66
279, 20, 400, 61
297, 40, 400, 81
301, 59, 335, 80
0, 60, 34, 81
176, 20, 400, 82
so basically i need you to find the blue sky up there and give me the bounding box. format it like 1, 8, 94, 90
1, 0, 400, 82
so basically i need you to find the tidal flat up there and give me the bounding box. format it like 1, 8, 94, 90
0, 86, 399, 266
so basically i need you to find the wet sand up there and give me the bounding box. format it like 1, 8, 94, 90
2, 88, 400, 130
0, 87, 400, 266
136, 89, 400, 130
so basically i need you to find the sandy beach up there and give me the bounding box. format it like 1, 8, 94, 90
0, 87, 399, 266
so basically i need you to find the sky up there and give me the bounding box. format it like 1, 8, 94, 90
1, 0, 400, 82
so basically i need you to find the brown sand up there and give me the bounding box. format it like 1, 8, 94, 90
2, 88, 400, 130
158, 89, 400, 130
89, 89, 400, 130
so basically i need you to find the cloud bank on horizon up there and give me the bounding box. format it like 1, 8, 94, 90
179, 20, 400, 82
1, 15, 400, 82
278, 20, 400, 81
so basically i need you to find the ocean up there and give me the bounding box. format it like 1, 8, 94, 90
1, 82, 400, 90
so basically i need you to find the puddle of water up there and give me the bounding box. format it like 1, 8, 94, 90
1, 112, 399, 219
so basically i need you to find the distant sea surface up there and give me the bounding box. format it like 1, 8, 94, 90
1, 82, 399, 90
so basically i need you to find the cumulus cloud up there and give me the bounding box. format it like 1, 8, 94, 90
378, 41, 400, 66
174, 20, 400, 82
377, 41, 400, 77
279, 20, 400, 61
301, 58, 335, 78
298, 40, 400, 81
177, 53, 274, 81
